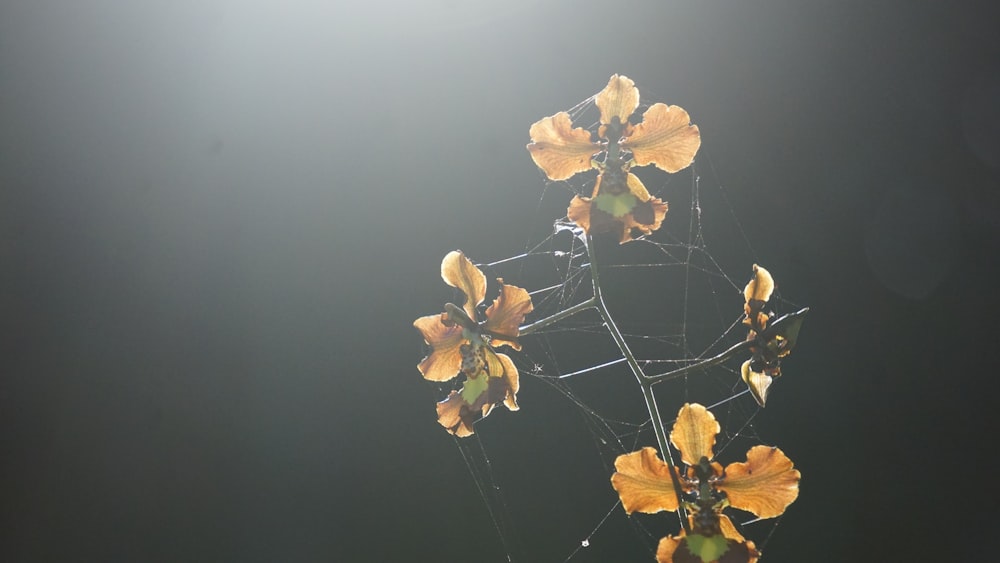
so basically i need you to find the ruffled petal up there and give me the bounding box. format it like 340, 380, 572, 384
618, 196, 668, 243
718, 445, 800, 519
623, 103, 701, 173
569, 174, 667, 243
610, 447, 682, 514
526, 112, 600, 181
483, 280, 533, 350
574, 173, 668, 243
670, 403, 720, 466
442, 250, 487, 319
436, 390, 476, 437
657, 533, 759, 563
414, 314, 465, 382
596, 74, 640, 129
436, 351, 520, 437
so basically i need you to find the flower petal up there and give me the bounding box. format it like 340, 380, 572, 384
596, 74, 639, 129
567, 195, 593, 234
744, 264, 775, 304
414, 314, 465, 382
436, 390, 476, 437
483, 280, 533, 350
437, 352, 520, 437
742, 264, 774, 330
572, 173, 667, 243
741, 360, 773, 407
618, 196, 668, 243
463, 347, 518, 413
441, 250, 487, 319
626, 171, 652, 201
590, 172, 648, 218
623, 103, 701, 173
718, 514, 746, 543
657, 533, 759, 563
670, 403, 720, 466
610, 447, 681, 514
718, 445, 800, 519
494, 352, 520, 411
656, 535, 682, 563
526, 112, 600, 181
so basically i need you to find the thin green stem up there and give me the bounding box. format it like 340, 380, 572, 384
585, 235, 691, 534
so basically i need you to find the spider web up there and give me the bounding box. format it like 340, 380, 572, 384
434, 95, 803, 563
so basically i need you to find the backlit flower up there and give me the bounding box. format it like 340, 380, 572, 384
611, 403, 800, 562
740, 265, 808, 406
527, 74, 701, 243
414, 251, 533, 436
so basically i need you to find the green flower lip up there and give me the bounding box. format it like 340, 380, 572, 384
594, 192, 638, 218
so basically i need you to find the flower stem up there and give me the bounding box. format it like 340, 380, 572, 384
585, 235, 691, 534
646, 340, 754, 385
518, 296, 597, 336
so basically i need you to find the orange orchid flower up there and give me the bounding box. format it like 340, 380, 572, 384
741, 265, 808, 406
611, 403, 800, 562
413, 251, 533, 436
527, 74, 701, 243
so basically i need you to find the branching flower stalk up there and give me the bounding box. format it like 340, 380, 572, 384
584, 234, 692, 533
415, 75, 808, 561
512, 235, 764, 533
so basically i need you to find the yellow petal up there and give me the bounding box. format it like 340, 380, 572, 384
567, 195, 593, 234
741, 360, 773, 407
441, 250, 487, 319
610, 447, 681, 514
670, 403, 720, 466
495, 352, 520, 411
596, 74, 639, 128
626, 171, 652, 202
414, 314, 465, 382
743, 264, 774, 331
743, 264, 774, 305
718, 445, 800, 518
623, 103, 701, 173
526, 112, 600, 181
483, 280, 533, 350
718, 514, 746, 543
436, 390, 476, 437
655, 535, 682, 563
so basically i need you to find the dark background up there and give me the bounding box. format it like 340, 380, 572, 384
2, 1, 999, 561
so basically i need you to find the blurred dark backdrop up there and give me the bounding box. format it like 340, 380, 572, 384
2, 1, 998, 561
